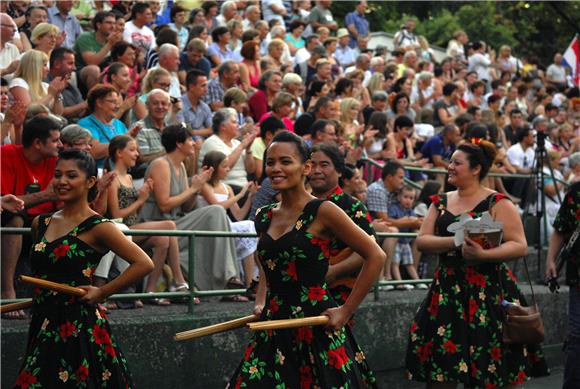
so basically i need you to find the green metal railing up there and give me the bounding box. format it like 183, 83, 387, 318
0, 228, 426, 315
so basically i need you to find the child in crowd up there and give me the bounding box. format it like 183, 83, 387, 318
413, 180, 443, 278
388, 185, 428, 290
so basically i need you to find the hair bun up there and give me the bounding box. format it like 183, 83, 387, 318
478, 140, 498, 165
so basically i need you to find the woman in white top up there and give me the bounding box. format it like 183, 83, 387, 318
199, 150, 258, 292
9, 50, 66, 116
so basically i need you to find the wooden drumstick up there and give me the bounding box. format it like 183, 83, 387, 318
0, 300, 33, 314
248, 316, 329, 331
174, 315, 258, 341
19, 275, 87, 296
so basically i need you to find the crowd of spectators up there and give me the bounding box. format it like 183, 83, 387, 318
1, 0, 580, 306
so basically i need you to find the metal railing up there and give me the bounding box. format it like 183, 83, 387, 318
0, 228, 426, 315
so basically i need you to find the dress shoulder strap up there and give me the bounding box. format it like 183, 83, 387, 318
74, 215, 111, 235
254, 203, 278, 234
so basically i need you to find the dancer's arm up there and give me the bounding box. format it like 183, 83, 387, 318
253, 261, 267, 317
317, 202, 386, 330
79, 221, 154, 304
415, 204, 455, 253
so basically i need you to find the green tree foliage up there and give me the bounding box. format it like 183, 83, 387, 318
330, 1, 580, 66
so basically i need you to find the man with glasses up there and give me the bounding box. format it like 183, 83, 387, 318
0, 13, 20, 78
311, 119, 338, 145
135, 89, 173, 164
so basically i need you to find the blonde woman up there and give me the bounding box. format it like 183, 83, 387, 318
9, 50, 66, 116
367, 73, 386, 98
30, 23, 61, 57
339, 97, 364, 146
227, 19, 243, 53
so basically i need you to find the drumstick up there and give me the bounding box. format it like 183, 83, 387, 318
19, 275, 87, 296
248, 316, 329, 331
0, 300, 33, 314
174, 315, 257, 341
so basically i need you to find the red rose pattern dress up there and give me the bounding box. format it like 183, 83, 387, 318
406, 193, 549, 388
228, 199, 377, 388
13, 214, 134, 389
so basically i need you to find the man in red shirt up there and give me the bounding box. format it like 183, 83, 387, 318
1, 116, 61, 312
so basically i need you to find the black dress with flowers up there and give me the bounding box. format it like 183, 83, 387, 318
406, 193, 549, 388
228, 199, 377, 389
13, 214, 134, 389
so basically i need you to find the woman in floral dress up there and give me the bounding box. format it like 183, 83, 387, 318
228, 132, 385, 388
406, 140, 549, 388
14, 150, 154, 388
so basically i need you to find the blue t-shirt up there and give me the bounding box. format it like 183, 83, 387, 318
78, 114, 128, 167
420, 133, 455, 164
178, 53, 211, 78
388, 201, 416, 243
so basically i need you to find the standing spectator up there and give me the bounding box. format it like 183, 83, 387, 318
345, 1, 369, 49
546, 53, 567, 89
306, 0, 338, 32
178, 69, 213, 139
393, 19, 419, 51
203, 60, 240, 111
335, 28, 357, 69
178, 38, 211, 82
468, 41, 493, 85
446, 30, 468, 62
168, 5, 190, 52
48, 47, 87, 122
248, 70, 283, 122
1, 116, 61, 308
263, 0, 288, 24
47, 0, 81, 49
123, 3, 156, 54
198, 108, 256, 192
74, 11, 121, 91
0, 13, 22, 78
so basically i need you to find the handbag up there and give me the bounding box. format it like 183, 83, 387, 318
500, 254, 545, 344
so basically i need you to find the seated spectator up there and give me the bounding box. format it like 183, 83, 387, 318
198, 108, 257, 192
74, 11, 121, 92
294, 96, 339, 137
168, 4, 189, 51
227, 19, 244, 56
251, 117, 287, 180
339, 97, 364, 145
310, 119, 338, 146
109, 41, 141, 97
388, 185, 426, 290
30, 23, 60, 58
19, 5, 49, 52
78, 84, 140, 167
208, 26, 234, 67
293, 33, 320, 66
0, 13, 21, 79
1, 116, 61, 312
144, 26, 179, 71
123, 3, 156, 54
140, 124, 244, 293
101, 62, 137, 125
296, 44, 327, 86
199, 151, 258, 290
285, 20, 305, 56
178, 69, 213, 139
264, 38, 288, 70
239, 41, 262, 92
60, 124, 93, 152
335, 28, 356, 69
133, 67, 173, 121
203, 60, 240, 111
345, 69, 371, 109
282, 73, 305, 117
420, 123, 461, 169
304, 79, 330, 112
106, 135, 190, 305
259, 91, 295, 132
154, 43, 181, 99
178, 38, 211, 83
224, 87, 250, 127
248, 70, 282, 122
48, 47, 87, 123
135, 89, 173, 164
10, 50, 66, 117
387, 92, 416, 124
433, 82, 464, 128
363, 91, 388, 125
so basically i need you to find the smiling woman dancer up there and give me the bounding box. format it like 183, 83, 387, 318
405, 140, 548, 388
228, 132, 385, 388
13, 150, 153, 388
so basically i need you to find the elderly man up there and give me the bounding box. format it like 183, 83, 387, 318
203, 60, 240, 111
48, 0, 82, 49
293, 34, 321, 66
345, 53, 371, 85
216, 1, 238, 27
242, 5, 261, 29
198, 108, 256, 192
178, 69, 212, 139
411, 71, 435, 111
135, 89, 173, 163
156, 43, 181, 99
0, 13, 20, 78
335, 28, 356, 69
1, 116, 61, 310
546, 53, 567, 89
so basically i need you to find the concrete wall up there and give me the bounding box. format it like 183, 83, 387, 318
1, 285, 569, 388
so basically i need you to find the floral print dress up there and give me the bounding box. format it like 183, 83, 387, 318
14, 214, 134, 389
228, 199, 377, 389
405, 193, 549, 388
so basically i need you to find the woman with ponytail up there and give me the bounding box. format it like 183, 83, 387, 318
406, 139, 549, 387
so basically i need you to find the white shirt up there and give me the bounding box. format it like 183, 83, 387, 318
468, 52, 491, 81
507, 142, 535, 169
546, 63, 566, 83
262, 0, 285, 23
198, 135, 248, 188
0, 43, 20, 78
123, 21, 156, 52
9, 77, 49, 95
